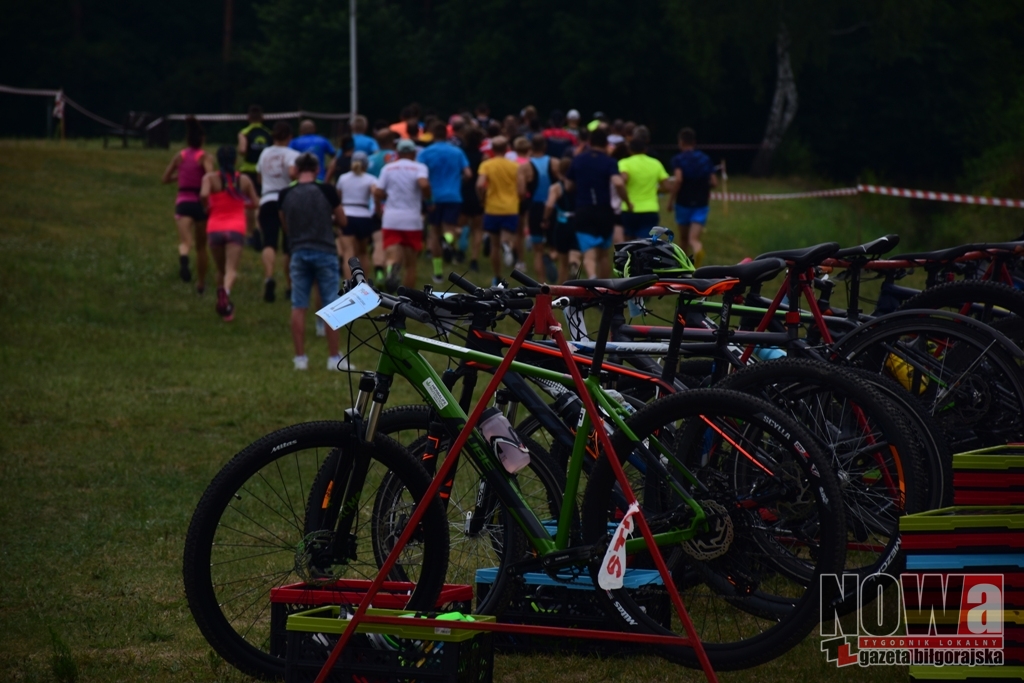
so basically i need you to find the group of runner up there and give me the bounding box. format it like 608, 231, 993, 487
162, 104, 718, 368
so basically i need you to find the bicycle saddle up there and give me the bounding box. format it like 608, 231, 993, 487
890, 244, 979, 263
563, 274, 659, 293
834, 234, 900, 260
693, 258, 787, 285
755, 242, 840, 269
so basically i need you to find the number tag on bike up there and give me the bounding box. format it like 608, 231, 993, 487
316, 283, 381, 330
598, 502, 639, 590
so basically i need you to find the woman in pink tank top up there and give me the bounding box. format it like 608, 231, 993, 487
200, 146, 259, 321
161, 116, 214, 292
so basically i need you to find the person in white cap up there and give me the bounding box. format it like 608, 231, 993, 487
336, 150, 377, 278
565, 109, 582, 137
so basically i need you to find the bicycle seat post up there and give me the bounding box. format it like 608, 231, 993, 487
583, 300, 619, 380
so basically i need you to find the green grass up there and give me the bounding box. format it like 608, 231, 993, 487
4, 138, 1002, 681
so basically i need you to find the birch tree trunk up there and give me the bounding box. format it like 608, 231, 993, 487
751, 23, 798, 176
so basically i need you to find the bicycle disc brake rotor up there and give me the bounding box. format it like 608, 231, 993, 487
682, 500, 734, 561
295, 530, 344, 585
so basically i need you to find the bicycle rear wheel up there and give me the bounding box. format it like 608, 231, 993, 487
183, 422, 448, 680
580, 389, 846, 671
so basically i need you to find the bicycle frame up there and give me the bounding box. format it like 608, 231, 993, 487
317, 289, 718, 683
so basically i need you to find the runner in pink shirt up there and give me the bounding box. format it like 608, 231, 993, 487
161, 116, 214, 292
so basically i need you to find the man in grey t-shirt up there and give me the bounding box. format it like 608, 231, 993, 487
279, 152, 352, 371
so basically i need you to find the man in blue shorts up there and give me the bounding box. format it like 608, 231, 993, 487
669, 127, 717, 267
289, 120, 336, 182
567, 127, 630, 278
417, 121, 470, 283
476, 136, 520, 285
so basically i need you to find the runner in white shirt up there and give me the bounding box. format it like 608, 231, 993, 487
255, 121, 300, 302
374, 139, 430, 292
336, 151, 377, 279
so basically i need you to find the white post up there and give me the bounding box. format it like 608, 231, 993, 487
349, 0, 357, 119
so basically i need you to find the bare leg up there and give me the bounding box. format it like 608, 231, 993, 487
596, 247, 612, 278
402, 246, 418, 288
582, 247, 598, 278
489, 229, 502, 281
194, 222, 209, 290
223, 242, 243, 292
261, 245, 276, 280
612, 224, 625, 244
326, 326, 340, 357
175, 216, 195, 257
532, 240, 545, 280
469, 216, 483, 261
689, 223, 705, 266
211, 243, 226, 287
557, 253, 569, 283
371, 231, 385, 271
291, 308, 306, 357
427, 224, 443, 259
677, 223, 693, 255
340, 236, 357, 280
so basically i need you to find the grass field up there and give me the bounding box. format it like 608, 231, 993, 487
1, 139, 1008, 682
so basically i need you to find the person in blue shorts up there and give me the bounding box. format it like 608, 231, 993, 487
669, 127, 717, 267
417, 121, 470, 283
289, 120, 336, 182
567, 127, 630, 278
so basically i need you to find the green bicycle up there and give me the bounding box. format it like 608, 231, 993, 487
182, 263, 847, 679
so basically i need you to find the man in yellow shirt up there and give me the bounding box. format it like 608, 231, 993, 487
616, 136, 673, 243
477, 136, 520, 284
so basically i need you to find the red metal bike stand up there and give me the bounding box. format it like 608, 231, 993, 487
314, 292, 719, 683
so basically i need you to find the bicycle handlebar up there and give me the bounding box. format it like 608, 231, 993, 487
510, 269, 542, 287
448, 272, 482, 295
348, 257, 366, 286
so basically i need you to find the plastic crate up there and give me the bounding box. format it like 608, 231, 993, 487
952, 450, 1024, 506
900, 507, 1024, 669
475, 567, 669, 656
285, 606, 494, 683
270, 580, 473, 658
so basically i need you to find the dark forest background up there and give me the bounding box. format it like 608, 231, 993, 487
2, 0, 1023, 191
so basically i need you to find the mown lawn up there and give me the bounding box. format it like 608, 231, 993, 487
2, 139, 1001, 682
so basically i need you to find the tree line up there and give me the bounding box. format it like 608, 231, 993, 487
1, 0, 1022, 190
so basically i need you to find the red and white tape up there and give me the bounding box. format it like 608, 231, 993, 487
712, 184, 1024, 208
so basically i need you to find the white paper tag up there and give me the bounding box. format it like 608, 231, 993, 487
316, 283, 381, 330
597, 502, 639, 590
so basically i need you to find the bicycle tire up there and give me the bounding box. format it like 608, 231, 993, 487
899, 279, 1024, 324
369, 405, 565, 614
833, 311, 1024, 449
717, 358, 926, 585
580, 389, 846, 671
183, 422, 449, 681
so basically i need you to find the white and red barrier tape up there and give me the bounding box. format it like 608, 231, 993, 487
712, 184, 1024, 208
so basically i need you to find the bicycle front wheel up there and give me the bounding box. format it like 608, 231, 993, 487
183, 422, 449, 680
580, 389, 846, 671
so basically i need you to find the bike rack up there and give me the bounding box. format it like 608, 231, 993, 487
313, 291, 719, 683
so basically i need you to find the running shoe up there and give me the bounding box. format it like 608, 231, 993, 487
543, 254, 558, 283
432, 274, 445, 285
264, 278, 276, 303
179, 255, 191, 283
502, 242, 515, 267
326, 355, 357, 371
384, 264, 402, 293
293, 355, 309, 371
216, 288, 235, 321
316, 318, 326, 337
514, 261, 526, 274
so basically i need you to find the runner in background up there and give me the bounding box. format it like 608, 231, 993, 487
669, 127, 717, 267
278, 152, 351, 371
237, 106, 272, 250
477, 136, 520, 285
542, 110, 577, 159
418, 121, 470, 283
542, 155, 578, 283
517, 135, 559, 281
374, 139, 431, 292
161, 115, 214, 293
350, 115, 379, 155
389, 104, 422, 141
367, 130, 398, 283
255, 121, 299, 303
201, 146, 259, 321
567, 127, 630, 278
617, 135, 671, 243
565, 109, 582, 138
290, 120, 336, 182
474, 103, 495, 130
336, 151, 376, 279
459, 126, 486, 272
509, 136, 531, 271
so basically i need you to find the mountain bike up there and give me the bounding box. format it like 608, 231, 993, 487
183, 261, 847, 678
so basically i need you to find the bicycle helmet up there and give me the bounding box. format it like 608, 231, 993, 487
614, 230, 694, 279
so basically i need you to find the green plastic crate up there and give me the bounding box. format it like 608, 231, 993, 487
286, 606, 495, 641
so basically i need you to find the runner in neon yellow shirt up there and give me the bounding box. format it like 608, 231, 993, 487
616, 136, 672, 242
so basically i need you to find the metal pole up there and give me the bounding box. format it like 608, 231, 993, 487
349, 0, 357, 119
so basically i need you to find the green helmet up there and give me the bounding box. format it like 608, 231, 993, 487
613, 232, 694, 279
